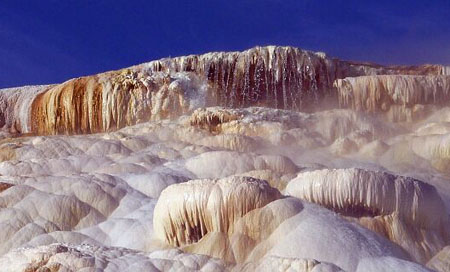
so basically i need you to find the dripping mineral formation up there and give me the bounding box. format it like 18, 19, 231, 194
2, 46, 449, 136
0, 45, 449, 272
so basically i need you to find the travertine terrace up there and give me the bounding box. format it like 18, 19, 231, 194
0, 46, 449, 271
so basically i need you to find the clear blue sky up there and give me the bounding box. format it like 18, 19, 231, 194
1, 0, 449, 88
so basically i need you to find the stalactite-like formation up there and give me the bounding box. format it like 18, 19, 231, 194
286, 168, 450, 263
153, 176, 282, 247
144, 47, 339, 110
335, 75, 450, 121
1, 45, 449, 136
0, 85, 50, 133
29, 70, 209, 135
142, 46, 448, 111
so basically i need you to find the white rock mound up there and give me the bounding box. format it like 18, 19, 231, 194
0, 243, 227, 272
286, 168, 450, 263
153, 176, 282, 247
153, 176, 412, 271
236, 256, 344, 272
427, 246, 450, 272
184, 150, 299, 179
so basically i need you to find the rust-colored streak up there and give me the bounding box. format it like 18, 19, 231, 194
90, 79, 104, 133
29, 69, 189, 135
25, 46, 450, 136
31, 76, 105, 135
0, 182, 13, 193
31, 89, 47, 135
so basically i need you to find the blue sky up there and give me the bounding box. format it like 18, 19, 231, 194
1, 0, 449, 88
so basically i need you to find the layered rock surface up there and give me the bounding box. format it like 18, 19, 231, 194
2, 46, 449, 136
1, 46, 450, 272
335, 75, 450, 121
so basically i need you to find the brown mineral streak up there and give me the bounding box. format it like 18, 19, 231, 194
31, 76, 104, 135
0, 182, 13, 193
26, 46, 450, 136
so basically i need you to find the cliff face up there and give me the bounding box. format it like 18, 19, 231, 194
28, 71, 209, 135
142, 46, 448, 110
335, 75, 450, 121
144, 47, 338, 110
1, 45, 449, 136
0, 85, 50, 133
